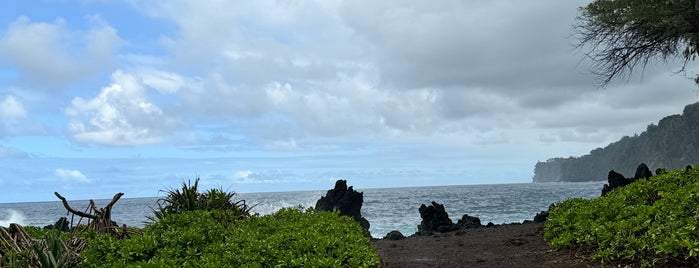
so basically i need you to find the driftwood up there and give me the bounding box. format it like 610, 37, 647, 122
54, 192, 138, 238
0, 223, 34, 257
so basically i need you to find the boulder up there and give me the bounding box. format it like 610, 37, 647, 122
315, 179, 371, 236
456, 214, 482, 229
43, 217, 70, 231
416, 201, 484, 235
602, 163, 656, 196
383, 230, 406, 240
417, 201, 455, 235
602, 170, 632, 196
533, 210, 549, 223
633, 163, 653, 180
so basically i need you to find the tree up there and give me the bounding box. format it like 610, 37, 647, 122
576, 0, 699, 86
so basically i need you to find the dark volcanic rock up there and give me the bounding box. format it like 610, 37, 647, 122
416, 201, 484, 235
43, 217, 70, 231
602, 163, 656, 196
384, 230, 406, 240
602, 170, 632, 196
417, 201, 455, 235
533, 211, 549, 223
316, 179, 371, 236
456, 214, 482, 229
634, 163, 653, 180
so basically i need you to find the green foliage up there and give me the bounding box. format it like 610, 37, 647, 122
0, 227, 83, 268
150, 178, 254, 221
82, 208, 380, 267
31, 235, 81, 268
545, 167, 699, 266
576, 0, 699, 86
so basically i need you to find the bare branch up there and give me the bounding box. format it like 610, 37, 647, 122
54, 192, 97, 219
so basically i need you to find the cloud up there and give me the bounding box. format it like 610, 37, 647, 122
121, 0, 698, 154
65, 70, 179, 146
0, 93, 45, 137
0, 95, 26, 119
233, 170, 254, 181
339, 1, 592, 90
0, 16, 123, 89
54, 168, 90, 183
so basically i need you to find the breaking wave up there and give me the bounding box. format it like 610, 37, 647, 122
0, 209, 26, 227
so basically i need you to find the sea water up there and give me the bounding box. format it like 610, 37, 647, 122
0, 182, 604, 238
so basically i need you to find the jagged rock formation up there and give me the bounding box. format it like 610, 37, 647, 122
534, 102, 699, 182
601, 163, 654, 195
315, 180, 371, 237
415, 201, 483, 235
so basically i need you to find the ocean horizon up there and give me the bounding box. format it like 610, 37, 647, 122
0, 181, 605, 238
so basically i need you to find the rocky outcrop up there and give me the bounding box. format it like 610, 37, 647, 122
316, 179, 371, 236
533, 211, 549, 223
417, 202, 454, 234
634, 163, 653, 180
602, 163, 656, 196
456, 214, 482, 229
43, 217, 70, 231
416, 201, 483, 235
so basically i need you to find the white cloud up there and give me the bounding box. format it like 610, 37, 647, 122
65, 70, 179, 146
0, 16, 122, 88
233, 170, 253, 180
122, 0, 697, 155
0, 95, 26, 119
54, 168, 89, 183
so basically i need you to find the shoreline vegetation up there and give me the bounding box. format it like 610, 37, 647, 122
1, 166, 698, 267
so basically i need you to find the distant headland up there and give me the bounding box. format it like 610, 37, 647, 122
533, 102, 699, 182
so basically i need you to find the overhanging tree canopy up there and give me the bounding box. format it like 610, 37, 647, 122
576, 0, 699, 85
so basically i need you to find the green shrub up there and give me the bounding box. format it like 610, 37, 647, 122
545, 167, 699, 266
82, 208, 380, 267
150, 178, 253, 221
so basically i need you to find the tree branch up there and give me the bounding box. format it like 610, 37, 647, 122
54, 192, 97, 219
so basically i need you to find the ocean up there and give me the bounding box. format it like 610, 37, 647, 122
0, 182, 604, 238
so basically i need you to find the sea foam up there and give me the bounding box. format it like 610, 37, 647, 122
0, 209, 26, 227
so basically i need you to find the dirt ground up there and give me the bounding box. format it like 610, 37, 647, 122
371, 222, 604, 268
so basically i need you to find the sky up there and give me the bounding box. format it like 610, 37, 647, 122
0, 0, 697, 202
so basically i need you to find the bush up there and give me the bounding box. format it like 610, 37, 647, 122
150, 178, 253, 221
545, 167, 699, 266
82, 208, 380, 267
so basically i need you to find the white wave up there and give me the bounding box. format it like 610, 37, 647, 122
0, 209, 26, 227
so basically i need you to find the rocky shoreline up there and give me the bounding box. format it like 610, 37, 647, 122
316, 164, 667, 267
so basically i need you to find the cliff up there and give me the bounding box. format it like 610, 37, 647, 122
533, 102, 699, 182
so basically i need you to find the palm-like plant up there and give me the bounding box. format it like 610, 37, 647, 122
150, 178, 255, 222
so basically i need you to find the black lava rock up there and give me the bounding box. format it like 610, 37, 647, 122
316, 179, 371, 237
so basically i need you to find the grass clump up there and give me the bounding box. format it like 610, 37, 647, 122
545, 167, 699, 267
82, 207, 380, 267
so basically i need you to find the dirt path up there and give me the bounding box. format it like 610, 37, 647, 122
371, 222, 601, 268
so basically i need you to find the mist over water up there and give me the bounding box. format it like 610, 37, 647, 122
0, 182, 604, 238
0, 209, 26, 227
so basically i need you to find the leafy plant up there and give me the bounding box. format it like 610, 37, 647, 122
150, 178, 254, 222
83, 208, 380, 267
545, 167, 699, 267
